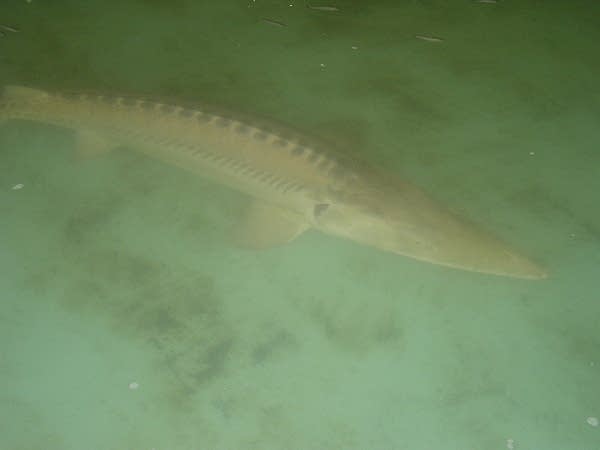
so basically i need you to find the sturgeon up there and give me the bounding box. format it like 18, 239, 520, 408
0, 85, 546, 279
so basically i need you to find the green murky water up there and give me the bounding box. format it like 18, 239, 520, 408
1, 1, 599, 449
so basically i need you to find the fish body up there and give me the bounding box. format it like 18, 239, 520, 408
0, 86, 546, 279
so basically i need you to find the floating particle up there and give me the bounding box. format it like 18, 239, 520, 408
262, 18, 287, 27
11, 183, 24, 190
415, 35, 444, 42
587, 416, 599, 427
0, 24, 19, 33
128, 381, 140, 390
308, 5, 339, 11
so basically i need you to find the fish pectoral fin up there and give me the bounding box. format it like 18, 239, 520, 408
74, 129, 117, 159
234, 201, 310, 249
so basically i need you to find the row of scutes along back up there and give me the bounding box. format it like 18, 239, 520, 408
0, 85, 358, 187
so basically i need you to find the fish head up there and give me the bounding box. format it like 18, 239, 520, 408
312, 178, 547, 280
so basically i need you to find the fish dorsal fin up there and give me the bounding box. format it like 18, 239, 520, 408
2, 85, 50, 102
234, 201, 310, 249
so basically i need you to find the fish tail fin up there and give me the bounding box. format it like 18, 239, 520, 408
1, 85, 51, 122
2, 85, 50, 103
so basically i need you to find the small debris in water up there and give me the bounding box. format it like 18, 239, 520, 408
587, 416, 599, 427
261, 18, 288, 27
128, 381, 140, 390
308, 5, 340, 11
0, 24, 20, 33
351, 45, 358, 50
506, 438, 515, 450
11, 183, 24, 190
415, 35, 444, 42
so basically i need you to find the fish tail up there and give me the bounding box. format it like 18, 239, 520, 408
2, 85, 51, 103
1, 86, 51, 122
